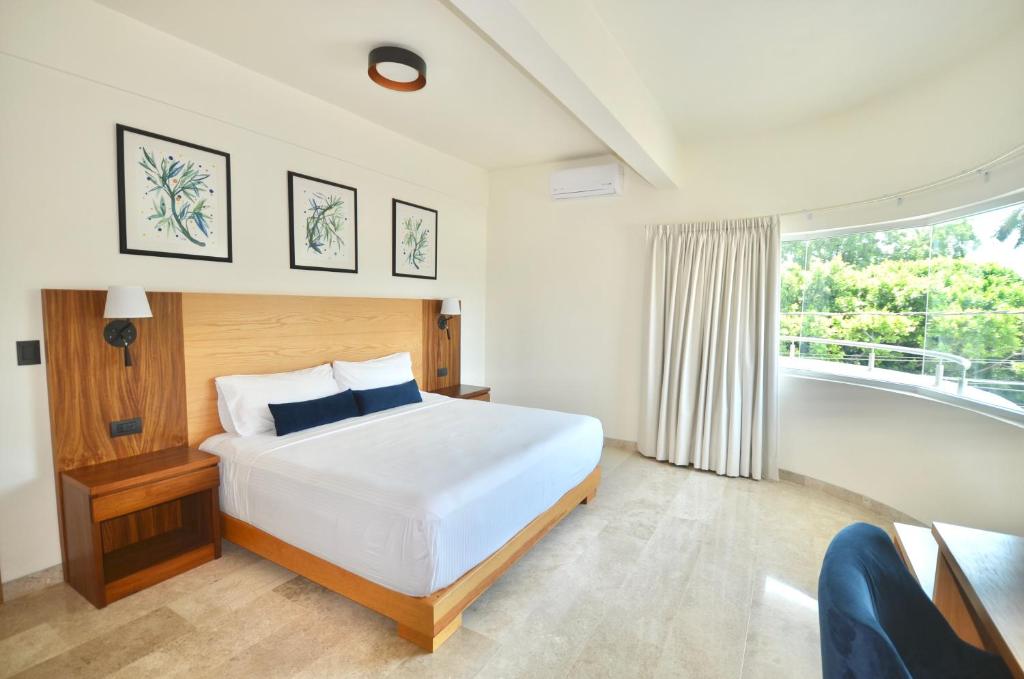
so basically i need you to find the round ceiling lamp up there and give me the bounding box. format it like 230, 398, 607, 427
368, 46, 426, 92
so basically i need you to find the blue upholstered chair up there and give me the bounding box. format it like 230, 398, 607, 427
818, 522, 1011, 679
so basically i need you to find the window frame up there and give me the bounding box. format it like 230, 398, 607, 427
780, 190, 1024, 430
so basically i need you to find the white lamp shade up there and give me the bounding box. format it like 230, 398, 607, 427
440, 298, 461, 316
103, 286, 152, 319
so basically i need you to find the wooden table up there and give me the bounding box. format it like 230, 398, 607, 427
431, 384, 491, 402
61, 447, 220, 608
932, 522, 1024, 678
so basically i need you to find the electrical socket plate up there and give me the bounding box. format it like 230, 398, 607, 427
110, 417, 143, 437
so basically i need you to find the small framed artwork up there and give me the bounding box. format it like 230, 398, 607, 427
392, 199, 438, 280
288, 171, 358, 273
117, 124, 232, 262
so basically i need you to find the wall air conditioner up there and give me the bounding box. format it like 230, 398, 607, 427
550, 162, 623, 200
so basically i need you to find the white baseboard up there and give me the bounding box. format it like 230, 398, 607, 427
1, 563, 64, 603
603, 437, 638, 451
779, 469, 923, 525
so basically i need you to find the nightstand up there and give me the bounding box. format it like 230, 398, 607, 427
432, 384, 491, 402
60, 447, 220, 608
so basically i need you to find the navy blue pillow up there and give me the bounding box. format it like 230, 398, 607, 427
353, 379, 423, 415
268, 390, 360, 436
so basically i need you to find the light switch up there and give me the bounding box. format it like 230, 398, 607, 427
16, 340, 41, 366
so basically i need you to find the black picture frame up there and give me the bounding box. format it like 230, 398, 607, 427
287, 171, 359, 274
392, 198, 438, 280
116, 123, 233, 263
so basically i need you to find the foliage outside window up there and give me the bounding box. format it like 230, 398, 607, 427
781, 203, 1024, 415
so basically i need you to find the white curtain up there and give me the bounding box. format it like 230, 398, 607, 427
638, 217, 780, 480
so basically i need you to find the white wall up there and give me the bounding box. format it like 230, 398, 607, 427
780, 376, 1023, 535
487, 27, 1024, 532
0, 0, 489, 581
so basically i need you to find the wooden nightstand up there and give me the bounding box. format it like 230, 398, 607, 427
432, 384, 491, 402
60, 447, 220, 608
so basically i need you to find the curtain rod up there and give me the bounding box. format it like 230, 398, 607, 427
778, 140, 1024, 219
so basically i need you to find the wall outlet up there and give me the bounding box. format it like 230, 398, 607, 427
16, 340, 41, 366
110, 417, 143, 438
437, 367, 448, 378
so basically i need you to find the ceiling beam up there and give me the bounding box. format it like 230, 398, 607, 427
448, 0, 681, 188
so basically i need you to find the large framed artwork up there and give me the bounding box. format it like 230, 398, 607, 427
392, 199, 438, 280
116, 124, 232, 262
287, 171, 358, 273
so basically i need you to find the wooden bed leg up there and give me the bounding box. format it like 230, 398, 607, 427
581, 488, 597, 504
397, 613, 462, 652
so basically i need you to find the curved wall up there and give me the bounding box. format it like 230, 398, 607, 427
780, 376, 1023, 533
486, 26, 1024, 533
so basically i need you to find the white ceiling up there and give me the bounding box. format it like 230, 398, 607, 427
95, 0, 607, 169
96, 0, 1024, 171
590, 0, 1024, 139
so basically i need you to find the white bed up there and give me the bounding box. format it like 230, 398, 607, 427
200, 392, 603, 596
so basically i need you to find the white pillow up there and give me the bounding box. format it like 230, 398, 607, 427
215, 364, 339, 437
216, 388, 237, 434
333, 352, 415, 391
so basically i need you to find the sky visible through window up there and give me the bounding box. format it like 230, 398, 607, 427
781, 202, 1024, 412
963, 204, 1024, 276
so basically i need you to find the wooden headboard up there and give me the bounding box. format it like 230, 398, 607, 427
41, 289, 461, 569
42, 290, 188, 470
181, 293, 429, 445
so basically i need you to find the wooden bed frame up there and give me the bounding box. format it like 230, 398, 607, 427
42, 289, 602, 651
223, 466, 600, 651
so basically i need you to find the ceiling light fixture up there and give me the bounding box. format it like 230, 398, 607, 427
368, 46, 426, 92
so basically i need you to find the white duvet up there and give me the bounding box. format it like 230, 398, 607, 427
200, 393, 603, 596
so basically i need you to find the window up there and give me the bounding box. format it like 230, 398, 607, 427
781, 201, 1024, 422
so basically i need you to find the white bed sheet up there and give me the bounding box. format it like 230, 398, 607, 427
200, 393, 602, 596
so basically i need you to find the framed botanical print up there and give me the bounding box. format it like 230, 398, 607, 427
117, 124, 232, 262
392, 199, 438, 280
288, 171, 358, 273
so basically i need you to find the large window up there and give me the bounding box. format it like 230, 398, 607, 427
781, 201, 1024, 421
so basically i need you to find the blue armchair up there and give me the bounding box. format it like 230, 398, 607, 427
818, 522, 1011, 679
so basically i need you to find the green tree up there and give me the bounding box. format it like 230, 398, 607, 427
781, 220, 1024, 406
996, 207, 1024, 248
785, 221, 979, 269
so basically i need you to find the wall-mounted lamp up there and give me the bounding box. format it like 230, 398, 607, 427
103, 286, 152, 367
438, 298, 461, 340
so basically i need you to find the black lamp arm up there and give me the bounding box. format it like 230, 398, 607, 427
437, 315, 453, 340
103, 319, 139, 368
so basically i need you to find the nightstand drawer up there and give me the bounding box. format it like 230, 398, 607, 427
93, 466, 220, 522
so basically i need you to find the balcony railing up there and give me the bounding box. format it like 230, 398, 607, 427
780, 335, 972, 394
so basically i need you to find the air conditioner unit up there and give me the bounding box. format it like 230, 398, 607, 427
550, 163, 623, 200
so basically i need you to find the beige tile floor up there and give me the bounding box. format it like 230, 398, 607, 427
0, 445, 890, 679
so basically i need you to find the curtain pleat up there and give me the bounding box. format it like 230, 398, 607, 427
639, 218, 780, 480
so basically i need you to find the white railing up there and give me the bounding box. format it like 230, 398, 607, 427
780, 335, 972, 394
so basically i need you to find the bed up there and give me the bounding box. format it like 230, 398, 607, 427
200, 391, 603, 649
39, 291, 601, 651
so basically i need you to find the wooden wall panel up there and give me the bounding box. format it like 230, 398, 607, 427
422, 299, 461, 392
42, 290, 188, 470
181, 293, 428, 445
